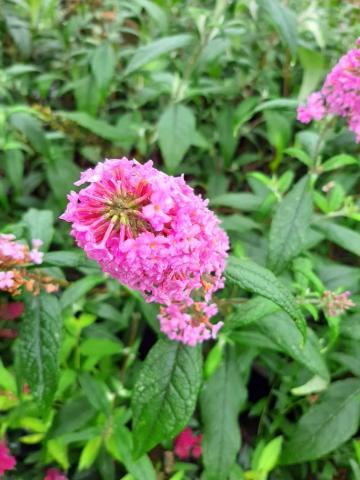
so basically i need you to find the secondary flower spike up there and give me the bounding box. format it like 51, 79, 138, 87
297, 38, 360, 142
61, 158, 229, 345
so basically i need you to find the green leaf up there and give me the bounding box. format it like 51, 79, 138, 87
291, 375, 328, 396
225, 256, 306, 339
264, 110, 291, 155
46, 157, 80, 207
9, 112, 50, 156
201, 347, 246, 480
60, 274, 104, 310
258, 0, 298, 56
79, 338, 123, 357
256, 436, 283, 474
107, 414, 156, 480
124, 34, 193, 75
285, 147, 312, 167
321, 154, 358, 172
255, 312, 329, 380
47, 439, 69, 470
216, 107, 237, 165
49, 396, 96, 438
281, 379, 360, 464
23, 208, 54, 251
78, 436, 102, 471
79, 373, 112, 413
16, 291, 62, 410
233, 97, 259, 135
211, 193, 261, 211
91, 42, 115, 92
132, 338, 202, 458
157, 104, 195, 172
327, 184, 345, 212
57, 111, 130, 143
219, 214, 261, 233
43, 250, 86, 267
4, 149, 24, 193
254, 98, 298, 113
0, 359, 17, 393
135, 0, 168, 31
267, 176, 313, 273
225, 296, 280, 330
298, 48, 324, 101
315, 221, 360, 257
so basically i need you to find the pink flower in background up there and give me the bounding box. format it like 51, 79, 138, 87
0, 235, 58, 296
0, 441, 16, 476
0, 235, 43, 265
61, 158, 228, 345
44, 468, 68, 480
174, 427, 203, 460
0, 302, 24, 320
0, 234, 44, 294
297, 37, 360, 141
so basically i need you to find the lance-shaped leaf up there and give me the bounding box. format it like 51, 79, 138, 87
157, 104, 196, 173
132, 338, 202, 458
125, 34, 193, 75
17, 291, 62, 410
225, 256, 306, 339
267, 175, 313, 273
201, 347, 246, 480
281, 379, 360, 464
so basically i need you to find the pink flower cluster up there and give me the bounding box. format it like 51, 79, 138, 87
44, 468, 68, 480
0, 234, 43, 266
297, 38, 360, 142
0, 234, 44, 295
0, 441, 16, 476
174, 427, 202, 460
61, 158, 229, 345
0, 441, 68, 479
321, 290, 355, 317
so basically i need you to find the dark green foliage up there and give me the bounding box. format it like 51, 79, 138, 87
1, 0, 359, 479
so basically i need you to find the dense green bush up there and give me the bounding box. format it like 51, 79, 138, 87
0, 0, 359, 479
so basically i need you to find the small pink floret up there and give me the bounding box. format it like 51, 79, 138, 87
0, 271, 14, 290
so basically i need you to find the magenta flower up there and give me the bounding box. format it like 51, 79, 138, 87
61, 158, 228, 344
0, 302, 24, 321
44, 468, 68, 480
174, 427, 203, 460
298, 37, 360, 141
0, 441, 16, 476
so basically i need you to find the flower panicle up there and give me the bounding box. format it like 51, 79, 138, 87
0, 234, 59, 296
60, 158, 229, 345
297, 37, 360, 142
